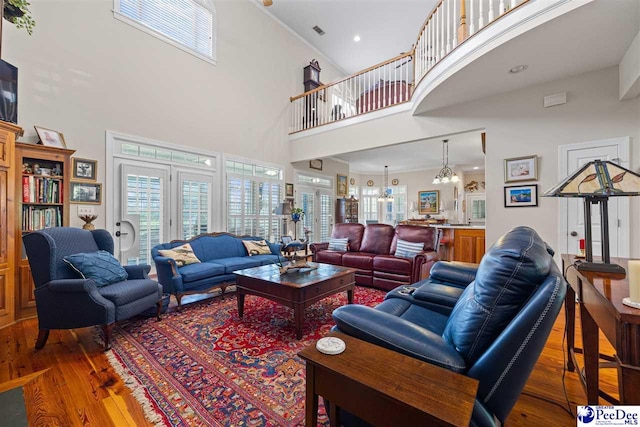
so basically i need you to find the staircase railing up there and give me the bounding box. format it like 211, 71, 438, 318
289, 0, 529, 134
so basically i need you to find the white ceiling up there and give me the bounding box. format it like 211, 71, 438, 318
259, 0, 438, 74
333, 131, 486, 174
258, 0, 639, 174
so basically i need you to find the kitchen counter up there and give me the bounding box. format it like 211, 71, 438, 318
435, 225, 485, 230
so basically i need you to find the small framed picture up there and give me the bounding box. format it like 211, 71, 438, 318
418, 190, 439, 214
337, 174, 348, 197
34, 126, 67, 148
285, 183, 294, 198
72, 158, 97, 181
309, 159, 323, 171
70, 181, 102, 204
504, 155, 538, 183
504, 184, 538, 208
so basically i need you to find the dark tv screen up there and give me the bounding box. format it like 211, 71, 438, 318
0, 60, 17, 124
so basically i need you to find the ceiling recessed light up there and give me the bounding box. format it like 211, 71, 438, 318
353, 35, 361, 42
509, 64, 528, 74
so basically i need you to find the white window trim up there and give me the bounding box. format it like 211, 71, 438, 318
112, 1, 217, 66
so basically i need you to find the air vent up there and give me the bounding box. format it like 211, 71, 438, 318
312, 25, 325, 35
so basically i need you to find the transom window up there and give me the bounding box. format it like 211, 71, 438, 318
115, 0, 216, 63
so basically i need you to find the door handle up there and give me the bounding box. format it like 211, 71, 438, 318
570, 231, 578, 237
115, 231, 129, 237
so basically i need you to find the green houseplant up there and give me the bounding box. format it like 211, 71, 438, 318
4, 0, 35, 35
291, 207, 304, 221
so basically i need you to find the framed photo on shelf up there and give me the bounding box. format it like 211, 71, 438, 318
309, 159, 323, 171
504, 155, 538, 183
337, 174, 348, 197
72, 158, 97, 181
34, 126, 67, 148
285, 182, 294, 198
504, 184, 538, 208
418, 190, 439, 214
70, 181, 102, 204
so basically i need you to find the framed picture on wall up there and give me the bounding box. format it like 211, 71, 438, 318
70, 182, 102, 204
418, 190, 439, 214
72, 158, 97, 181
285, 183, 294, 198
309, 159, 323, 171
504, 155, 538, 183
337, 174, 348, 197
504, 184, 538, 207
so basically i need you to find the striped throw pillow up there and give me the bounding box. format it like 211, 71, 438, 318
395, 239, 424, 258
328, 237, 349, 251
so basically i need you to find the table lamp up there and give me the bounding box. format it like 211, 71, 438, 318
273, 201, 292, 236
543, 159, 640, 274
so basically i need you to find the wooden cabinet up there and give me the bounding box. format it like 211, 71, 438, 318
0, 121, 21, 328
335, 196, 358, 224
453, 228, 485, 264
14, 142, 74, 319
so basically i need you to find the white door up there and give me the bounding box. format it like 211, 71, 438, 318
298, 186, 334, 243
115, 161, 170, 266
466, 194, 486, 224
560, 138, 630, 257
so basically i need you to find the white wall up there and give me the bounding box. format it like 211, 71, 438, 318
3, 0, 344, 228
290, 66, 640, 256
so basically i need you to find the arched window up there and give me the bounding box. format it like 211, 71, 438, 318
115, 0, 216, 63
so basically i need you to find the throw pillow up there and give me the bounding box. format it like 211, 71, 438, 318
394, 239, 424, 258
243, 240, 272, 256
63, 251, 129, 287
328, 237, 349, 251
158, 243, 201, 267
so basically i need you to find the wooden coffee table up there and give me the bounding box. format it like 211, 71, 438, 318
234, 263, 356, 339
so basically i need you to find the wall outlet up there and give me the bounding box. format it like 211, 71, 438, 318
77, 206, 96, 215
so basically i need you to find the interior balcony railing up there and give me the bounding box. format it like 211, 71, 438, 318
289, 0, 529, 134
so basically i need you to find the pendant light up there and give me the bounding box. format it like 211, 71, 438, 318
432, 139, 459, 184
377, 165, 394, 201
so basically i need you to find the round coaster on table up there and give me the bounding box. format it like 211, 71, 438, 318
622, 297, 640, 309
316, 337, 346, 355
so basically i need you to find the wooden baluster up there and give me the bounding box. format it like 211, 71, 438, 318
478, 0, 484, 30
489, 0, 495, 22
470, 0, 475, 35
458, 0, 469, 43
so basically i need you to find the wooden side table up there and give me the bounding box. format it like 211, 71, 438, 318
299, 332, 478, 427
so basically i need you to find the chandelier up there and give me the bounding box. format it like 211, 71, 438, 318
432, 139, 459, 184
377, 165, 394, 201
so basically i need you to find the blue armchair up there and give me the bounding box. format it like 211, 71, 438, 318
332, 226, 567, 426
23, 227, 163, 350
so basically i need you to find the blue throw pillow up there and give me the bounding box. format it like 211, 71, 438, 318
63, 251, 128, 287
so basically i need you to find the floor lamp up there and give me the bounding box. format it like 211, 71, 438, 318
544, 159, 640, 274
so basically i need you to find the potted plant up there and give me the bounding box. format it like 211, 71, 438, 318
291, 207, 304, 222
4, 0, 35, 35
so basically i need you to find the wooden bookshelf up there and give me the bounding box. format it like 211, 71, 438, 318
14, 142, 74, 319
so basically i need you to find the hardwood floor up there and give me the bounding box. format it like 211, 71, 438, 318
0, 302, 618, 426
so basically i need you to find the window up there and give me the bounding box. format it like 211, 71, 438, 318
115, 0, 216, 63
360, 187, 380, 224
226, 160, 283, 241
382, 185, 407, 225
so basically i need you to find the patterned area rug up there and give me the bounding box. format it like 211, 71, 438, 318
106, 287, 386, 426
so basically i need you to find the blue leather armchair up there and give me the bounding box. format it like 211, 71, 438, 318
23, 227, 163, 350
332, 226, 567, 426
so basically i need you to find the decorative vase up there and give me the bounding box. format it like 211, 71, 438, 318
79, 214, 98, 230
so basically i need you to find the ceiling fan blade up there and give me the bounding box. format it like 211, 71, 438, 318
263, 0, 273, 6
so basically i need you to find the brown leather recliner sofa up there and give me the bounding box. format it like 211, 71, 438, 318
309, 223, 439, 291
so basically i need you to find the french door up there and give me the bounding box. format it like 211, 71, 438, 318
297, 186, 333, 243
113, 161, 216, 266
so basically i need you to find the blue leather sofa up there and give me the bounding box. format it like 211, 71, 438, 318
332, 226, 567, 426
151, 232, 285, 306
